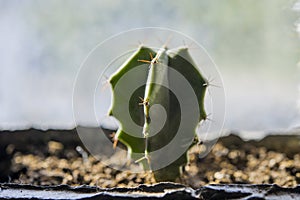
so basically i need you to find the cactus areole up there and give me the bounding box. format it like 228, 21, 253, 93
108, 45, 207, 181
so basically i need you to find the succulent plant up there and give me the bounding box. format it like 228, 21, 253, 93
108, 44, 207, 181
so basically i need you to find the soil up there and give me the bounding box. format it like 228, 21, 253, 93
2, 128, 300, 189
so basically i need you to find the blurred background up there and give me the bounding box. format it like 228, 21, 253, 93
0, 0, 299, 135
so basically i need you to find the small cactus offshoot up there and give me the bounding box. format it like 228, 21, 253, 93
108, 44, 207, 181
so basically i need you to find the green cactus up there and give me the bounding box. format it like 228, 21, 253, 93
108, 44, 207, 181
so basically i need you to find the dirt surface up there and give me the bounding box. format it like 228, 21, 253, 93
2, 129, 300, 189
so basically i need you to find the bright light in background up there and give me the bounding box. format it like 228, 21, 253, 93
0, 0, 299, 134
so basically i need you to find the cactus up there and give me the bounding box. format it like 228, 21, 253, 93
108, 44, 207, 181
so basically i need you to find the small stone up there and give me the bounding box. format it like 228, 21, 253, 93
268, 159, 276, 168
48, 141, 64, 154
6, 144, 15, 155
214, 172, 224, 180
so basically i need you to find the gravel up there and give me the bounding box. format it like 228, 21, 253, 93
6, 134, 300, 188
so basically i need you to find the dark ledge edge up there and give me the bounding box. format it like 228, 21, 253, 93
1, 182, 300, 200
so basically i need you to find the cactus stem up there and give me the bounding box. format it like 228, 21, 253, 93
108, 45, 207, 181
